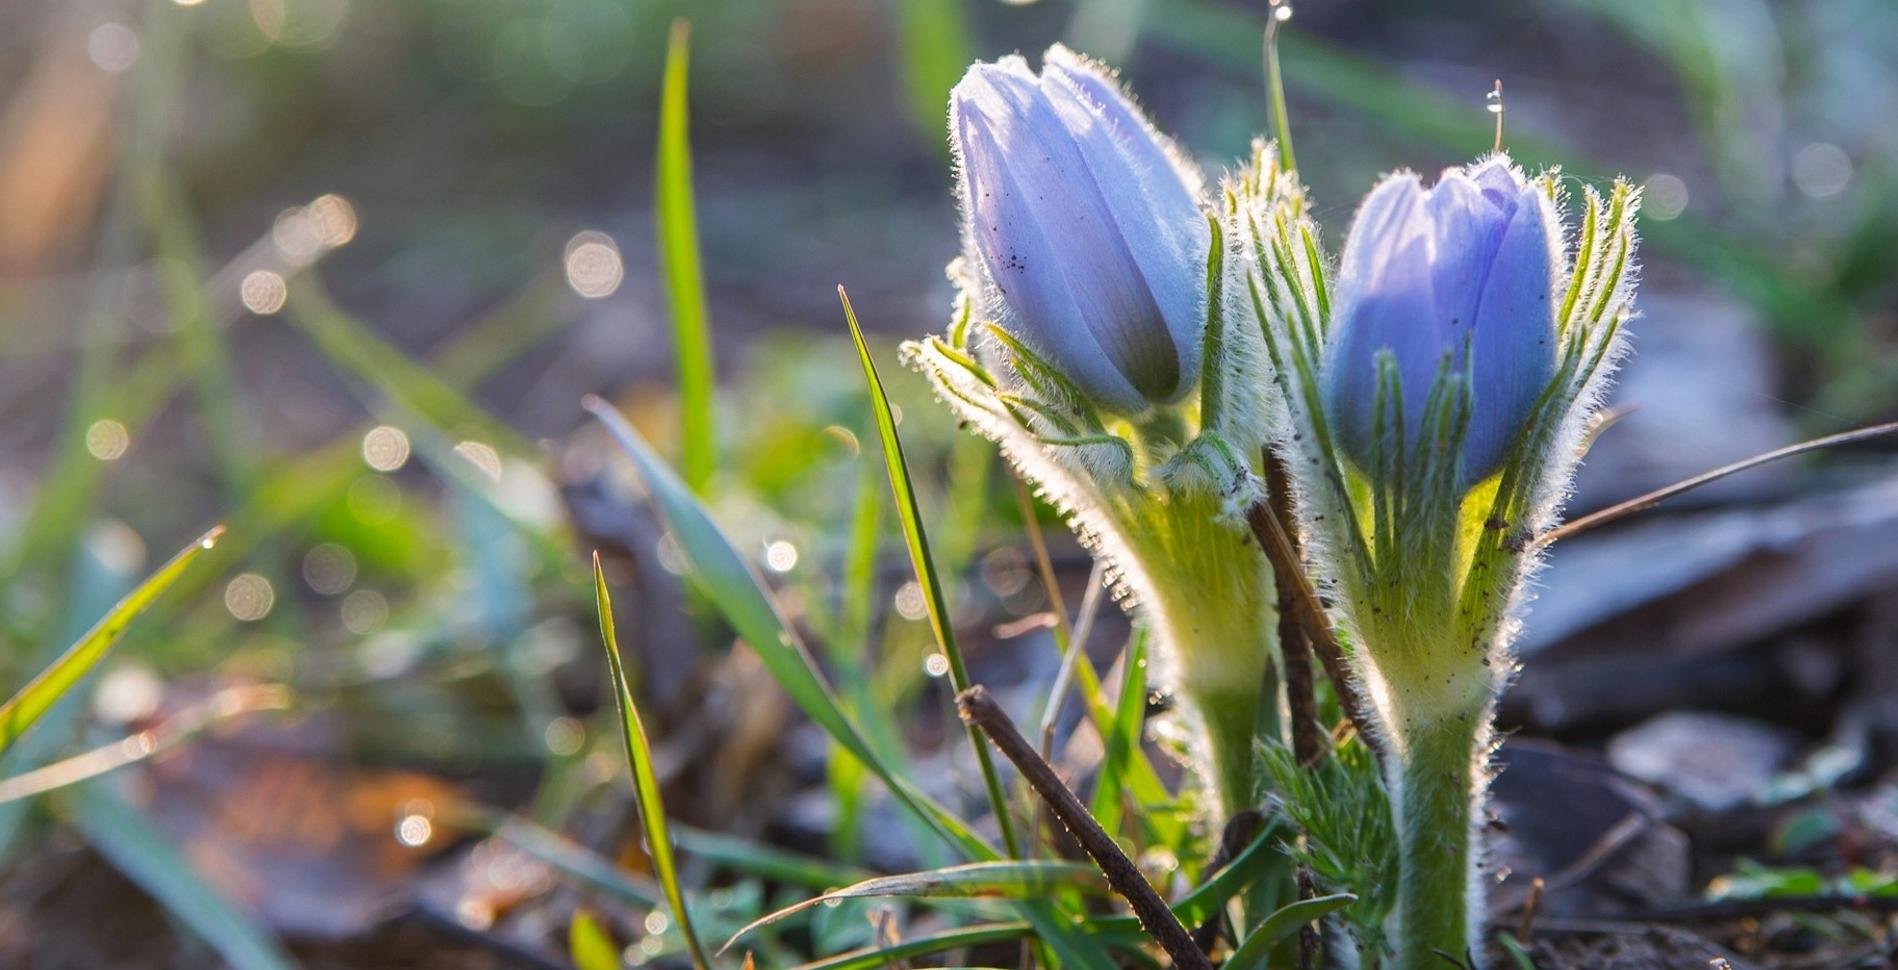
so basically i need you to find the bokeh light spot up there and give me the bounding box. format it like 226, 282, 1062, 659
86, 419, 130, 461
1642, 173, 1688, 221
764, 539, 798, 573
341, 589, 389, 635
224, 573, 276, 622
894, 581, 927, 621
240, 270, 288, 314
564, 231, 623, 299
88, 23, 141, 73
1791, 143, 1853, 199
361, 425, 411, 471
454, 440, 503, 481
302, 543, 357, 595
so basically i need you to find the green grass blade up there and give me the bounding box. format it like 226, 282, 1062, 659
585, 398, 1116, 970
582, 396, 992, 860
594, 554, 713, 970
791, 923, 1036, 970
0, 525, 223, 757
893, 0, 972, 148
1221, 893, 1357, 969
838, 287, 1022, 860
724, 860, 1112, 953
455, 806, 666, 907
674, 825, 871, 889
281, 280, 532, 455
65, 783, 299, 970
1089, 630, 1148, 836
1497, 932, 1539, 970
656, 18, 717, 495
570, 909, 621, 970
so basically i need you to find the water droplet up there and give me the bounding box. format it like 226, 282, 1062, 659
1485, 88, 1504, 114
1273, 3, 1293, 21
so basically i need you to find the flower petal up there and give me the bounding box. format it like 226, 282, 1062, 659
1461, 182, 1560, 480
1039, 47, 1208, 403
953, 64, 1161, 413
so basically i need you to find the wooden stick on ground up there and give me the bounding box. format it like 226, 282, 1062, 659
957, 685, 1213, 970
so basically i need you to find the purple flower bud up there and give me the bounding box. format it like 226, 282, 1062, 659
1322, 156, 1560, 485
951, 46, 1209, 416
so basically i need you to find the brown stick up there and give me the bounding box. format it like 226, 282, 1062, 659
1243, 467, 1387, 770
957, 686, 1213, 970
1264, 452, 1324, 769
1296, 865, 1322, 970
1536, 420, 1898, 547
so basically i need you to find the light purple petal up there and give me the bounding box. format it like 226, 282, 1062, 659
1338, 173, 1429, 295
954, 70, 1151, 413
1039, 48, 1208, 402
950, 50, 1209, 414
1324, 158, 1560, 485
1462, 183, 1559, 478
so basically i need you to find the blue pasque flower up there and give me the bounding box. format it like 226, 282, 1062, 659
1322, 157, 1560, 486
952, 46, 1209, 417
1241, 145, 1642, 968
911, 54, 1290, 823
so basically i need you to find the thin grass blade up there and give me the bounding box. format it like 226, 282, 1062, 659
723, 860, 1112, 952
1220, 893, 1356, 969
0, 524, 223, 757
1089, 631, 1148, 836
582, 396, 990, 858
674, 825, 871, 889
893, 0, 972, 147
585, 399, 1117, 969
570, 909, 621, 970
65, 783, 299, 970
594, 554, 713, 970
838, 286, 1022, 859
451, 805, 666, 907
656, 18, 717, 495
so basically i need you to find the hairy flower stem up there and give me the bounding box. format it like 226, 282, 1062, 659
1390, 700, 1487, 970
1112, 487, 1279, 819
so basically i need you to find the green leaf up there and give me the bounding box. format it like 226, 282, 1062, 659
839, 287, 1021, 859
724, 860, 1112, 952
64, 783, 298, 970
584, 400, 1116, 970
790, 922, 1037, 970
656, 18, 716, 495
0, 524, 223, 758
582, 397, 989, 859
281, 281, 531, 456
674, 825, 871, 889
1090, 630, 1148, 835
570, 909, 622, 970
892, 0, 972, 148
1497, 932, 1538, 970
1221, 893, 1356, 969
468, 809, 664, 908
594, 555, 713, 970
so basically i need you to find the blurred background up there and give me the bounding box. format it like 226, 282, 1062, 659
0, 0, 1895, 967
